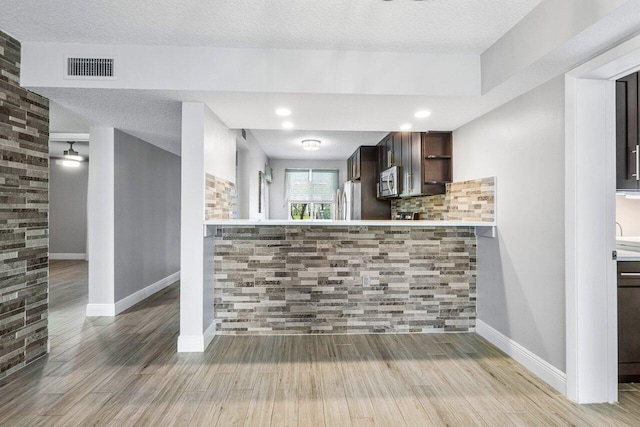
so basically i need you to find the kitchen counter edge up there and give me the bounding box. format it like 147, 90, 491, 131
203, 219, 496, 227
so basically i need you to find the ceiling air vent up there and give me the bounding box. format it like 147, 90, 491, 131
65, 57, 115, 79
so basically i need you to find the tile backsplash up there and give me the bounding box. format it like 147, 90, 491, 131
0, 30, 50, 379
214, 225, 477, 335
392, 176, 495, 222
205, 174, 237, 220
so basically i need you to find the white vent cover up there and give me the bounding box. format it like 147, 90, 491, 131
65, 57, 115, 79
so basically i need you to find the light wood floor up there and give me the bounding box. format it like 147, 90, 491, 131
1, 261, 640, 426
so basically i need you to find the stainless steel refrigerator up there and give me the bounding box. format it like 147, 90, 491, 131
340, 181, 362, 220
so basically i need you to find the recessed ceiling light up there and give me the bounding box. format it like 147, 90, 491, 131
282, 121, 294, 129
414, 110, 431, 119
400, 123, 412, 131
275, 108, 291, 117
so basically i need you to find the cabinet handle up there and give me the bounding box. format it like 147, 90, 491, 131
635, 145, 640, 181
620, 272, 640, 277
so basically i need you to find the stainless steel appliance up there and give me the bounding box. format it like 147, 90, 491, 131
380, 166, 401, 198
340, 181, 362, 220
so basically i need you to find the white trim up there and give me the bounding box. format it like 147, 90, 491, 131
49, 132, 90, 142
177, 322, 216, 353
85, 271, 179, 317
86, 303, 116, 317
476, 320, 567, 395
49, 253, 86, 260
114, 271, 180, 314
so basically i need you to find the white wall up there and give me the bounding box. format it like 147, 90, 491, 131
113, 130, 181, 302
453, 76, 566, 371
237, 130, 270, 220
21, 43, 479, 97
49, 160, 88, 256
616, 195, 640, 237
269, 159, 347, 220
204, 107, 236, 182
481, 0, 629, 92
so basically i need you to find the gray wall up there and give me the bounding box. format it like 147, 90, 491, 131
269, 159, 347, 219
49, 160, 88, 255
453, 76, 566, 371
114, 130, 181, 301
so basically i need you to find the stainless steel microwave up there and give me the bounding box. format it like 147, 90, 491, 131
380, 166, 401, 198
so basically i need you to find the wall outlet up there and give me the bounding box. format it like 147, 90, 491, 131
362, 275, 371, 287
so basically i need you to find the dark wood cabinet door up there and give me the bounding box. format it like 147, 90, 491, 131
400, 132, 412, 195
354, 148, 361, 180
347, 154, 353, 181
617, 72, 640, 190
392, 132, 402, 168
410, 132, 422, 196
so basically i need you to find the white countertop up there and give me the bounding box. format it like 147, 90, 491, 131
203, 219, 496, 227
617, 237, 640, 260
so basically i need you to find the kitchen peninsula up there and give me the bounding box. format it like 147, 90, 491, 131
204, 177, 496, 336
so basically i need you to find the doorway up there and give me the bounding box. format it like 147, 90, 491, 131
565, 33, 640, 404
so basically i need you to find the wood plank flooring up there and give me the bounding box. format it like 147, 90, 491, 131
1, 260, 640, 426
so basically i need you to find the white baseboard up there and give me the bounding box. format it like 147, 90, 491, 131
86, 304, 116, 317
177, 322, 216, 353
476, 320, 567, 395
50, 253, 86, 260
114, 271, 179, 314
85, 271, 179, 317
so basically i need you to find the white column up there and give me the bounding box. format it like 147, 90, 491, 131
178, 103, 215, 352
565, 77, 618, 403
86, 127, 116, 316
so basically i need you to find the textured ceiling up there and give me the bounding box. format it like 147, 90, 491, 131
251, 130, 389, 160
1, 0, 541, 54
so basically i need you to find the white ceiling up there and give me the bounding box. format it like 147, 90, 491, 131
250, 130, 388, 160
0, 0, 541, 54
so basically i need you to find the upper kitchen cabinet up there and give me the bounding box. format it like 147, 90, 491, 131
617, 72, 640, 191
422, 131, 452, 196
347, 147, 361, 181
375, 131, 452, 198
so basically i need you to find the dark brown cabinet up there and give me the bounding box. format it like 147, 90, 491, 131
346, 146, 391, 219
374, 131, 453, 198
347, 148, 361, 181
422, 132, 453, 196
616, 72, 640, 191
618, 261, 640, 382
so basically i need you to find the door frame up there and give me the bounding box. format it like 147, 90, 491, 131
565, 34, 640, 404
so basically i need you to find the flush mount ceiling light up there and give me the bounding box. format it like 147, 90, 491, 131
414, 110, 432, 119
301, 139, 321, 151
282, 121, 294, 129
400, 123, 413, 131
275, 107, 291, 117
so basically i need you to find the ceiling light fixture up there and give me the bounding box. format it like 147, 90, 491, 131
400, 123, 413, 131
275, 108, 291, 117
301, 139, 321, 151
61, 159, 80, 168
414, 110, 432, 119
63, 141, 84, 162
282, 121, 294, 129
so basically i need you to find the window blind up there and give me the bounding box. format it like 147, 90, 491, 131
284, 169, 339, 204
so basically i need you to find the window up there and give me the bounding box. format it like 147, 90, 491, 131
285, 169, 339, 220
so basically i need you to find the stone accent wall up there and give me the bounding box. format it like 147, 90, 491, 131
205, 173, 236, 220
214, 226, 476, 335
392, 176, 495, 222
0, 30, 50, 379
